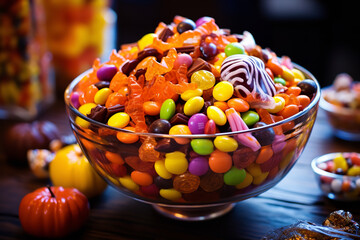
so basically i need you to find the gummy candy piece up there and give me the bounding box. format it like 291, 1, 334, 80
109, 72, 128, 92
173, 173, 200, 193
225, 108, 261, 151
139, 137, 161, 162
199, 171, 224, 192
221, 55, 276, 109
154, 22, 168, 35
233, 147, 259, 169
126, 76, 147, 132
125, 155, 154, 172
169, 64, 197, 94
194, 19, 220, 36
107, 49, 127, 69
145, 48, 178, 80
256, 108, 283, 135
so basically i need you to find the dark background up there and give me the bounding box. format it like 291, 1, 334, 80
111, 0, 359, 87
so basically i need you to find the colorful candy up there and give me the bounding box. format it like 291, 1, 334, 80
69, 16, 319, 203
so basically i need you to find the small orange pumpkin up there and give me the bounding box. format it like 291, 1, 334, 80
19, 186, 90, 238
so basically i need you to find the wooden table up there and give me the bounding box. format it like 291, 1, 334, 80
0, 101, 359, 240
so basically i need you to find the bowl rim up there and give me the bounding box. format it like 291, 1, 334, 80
64, 62, 321, 138
311, 152, 360, 180
319, 86, 360, 116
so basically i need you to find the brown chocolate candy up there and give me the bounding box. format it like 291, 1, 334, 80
187, 58, 212, 78
106, 104, 125, 120
87, 105, 107, 123
158, 27, 174, 42
169, 113, 189, 126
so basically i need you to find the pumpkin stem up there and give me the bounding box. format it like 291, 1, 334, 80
47, 185, 56, 198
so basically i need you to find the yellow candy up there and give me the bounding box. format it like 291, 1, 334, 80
160, 188, 182, 201
165, 151, 188, 174
107, 112, 130, 128
76, 103, 96, 128
214, 52, 226, 68
213, 136, 238, 152
154, 160, 172, 179
207, 106, 227, 126
119, 176, 139, 191
253, 171, 269, 185
212, 81, 234, 101
266, 96, 285, 114
291, 68, 305, 81
181, 88, 203, 101
246, 163, 262, 177
281, 66, 295, 82
169, 124, 191, 144
184, 96, 204, 116
191, 70, 215, 90
138, 33, 156, 50
347, 166, 360, 176
94, 88, 113, 105
333, 153, 348, 172
236, 171, 253, 189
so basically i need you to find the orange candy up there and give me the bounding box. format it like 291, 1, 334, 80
131, 171, 153, 186
256, 146, 274, 164
105, 151, 124, 165
105, 92, 127, 108
227, 98, 250, 112
279, 104, 299, 119
143, 101, 161, 116
296, 95, 311, 110
83, 85, 98, 104
209, 150, 232, 173
116, 127, 139, 144
213, 101, 229, 112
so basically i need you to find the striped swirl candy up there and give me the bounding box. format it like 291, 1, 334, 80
220, 54, 276, 108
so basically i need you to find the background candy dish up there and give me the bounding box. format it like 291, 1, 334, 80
311, 152, 360, 201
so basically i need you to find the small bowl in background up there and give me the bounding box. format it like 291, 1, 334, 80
311, 152, 360, 201
320, 92, 360, 141
319, 73, 360, 141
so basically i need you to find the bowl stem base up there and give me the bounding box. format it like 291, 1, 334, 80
152, 203, 236, 221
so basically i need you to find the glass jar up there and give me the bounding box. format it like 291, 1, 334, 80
40, 0, 117, 96
0, 0, 54, 120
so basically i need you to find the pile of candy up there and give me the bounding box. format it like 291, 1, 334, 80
0, 0, 53, 119
317, 152, 360, 200
69, 16, 318, 202
323, 73, 360, 110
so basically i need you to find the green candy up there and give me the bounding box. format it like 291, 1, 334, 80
274, 77, 286, 86
160, 99, 176, 120
241, 110, 259, 127
224, 42, 245, 57
224, 167, 246, 185
191, 139, 214, 155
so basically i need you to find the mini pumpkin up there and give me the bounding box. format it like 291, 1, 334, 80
19, 186, 89, 238
4, 121, 61, 166
49, 144, 108, 198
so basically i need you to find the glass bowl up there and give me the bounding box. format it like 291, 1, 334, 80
64, 64, 320, 221
311, 152, 360, 201
319, 86, 360, 141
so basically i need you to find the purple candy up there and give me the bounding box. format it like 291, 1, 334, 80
96, 64, 118, 82
189, 157, 209, 176
195, 16, 214, 27
70, 92, 80, 109
188, 113, 208, 134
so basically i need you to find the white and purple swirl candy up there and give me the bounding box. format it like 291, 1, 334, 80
221, 54, 276, 108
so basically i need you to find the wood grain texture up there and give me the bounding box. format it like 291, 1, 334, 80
0, 102, 359, 240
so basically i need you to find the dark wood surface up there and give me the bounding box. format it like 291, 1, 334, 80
0, 101, 359, 240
